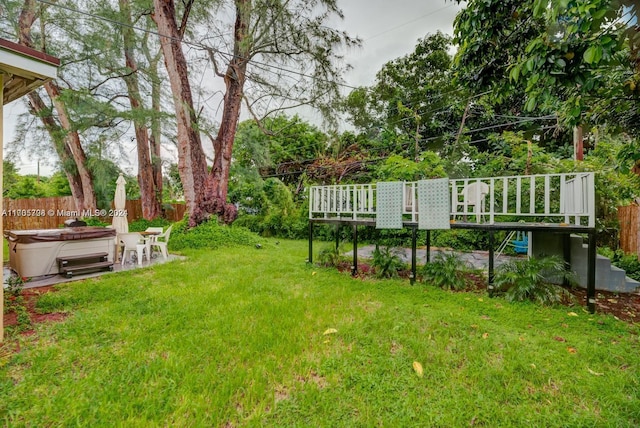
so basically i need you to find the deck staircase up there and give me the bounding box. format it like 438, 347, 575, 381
569, 235, 640, 294
57, 252, 114, 278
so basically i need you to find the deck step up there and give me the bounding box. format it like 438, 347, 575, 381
57, 252, 108, 268
59, 261, 114, 278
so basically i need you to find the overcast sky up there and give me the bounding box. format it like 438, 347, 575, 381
2, 1, 467, 176
337, 0, 465, 88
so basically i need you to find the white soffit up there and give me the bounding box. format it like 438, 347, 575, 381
0, 38, 59, 105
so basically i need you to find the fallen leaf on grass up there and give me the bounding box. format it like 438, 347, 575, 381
567, 347, 577, 354
323, 328, 338, 335
312, 272, 317, 276
412, 361, 424, 377
553, 336, 566, 342
567, 312, 578, 317
482, 333, 489, 339
587, 368, 603, 376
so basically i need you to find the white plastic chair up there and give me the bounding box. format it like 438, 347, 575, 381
149, 225, 172, 260
460, 182, 489, 222
119, 233, 147, 266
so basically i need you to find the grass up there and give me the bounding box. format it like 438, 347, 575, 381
1, 239, 639, 426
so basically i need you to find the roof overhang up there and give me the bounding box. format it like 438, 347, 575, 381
0, 38, 60, 105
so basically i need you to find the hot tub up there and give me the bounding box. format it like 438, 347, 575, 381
4, 227, 116, 278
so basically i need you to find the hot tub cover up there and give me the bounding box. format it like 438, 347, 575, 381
4, 227, 116, 244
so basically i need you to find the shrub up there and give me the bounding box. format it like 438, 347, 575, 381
128, 217, 172, 232
431, 229, 489, 252
493, 256, 575, 305
4, 274, 26, 298
371, 246, 406, 278
317, 244, 348, 268
83, 217, 109, 227
421, 252, 474, 290
169, 217, 263, 251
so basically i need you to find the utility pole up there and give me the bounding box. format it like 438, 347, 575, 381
573, 126, 584, 161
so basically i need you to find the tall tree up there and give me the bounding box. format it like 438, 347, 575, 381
517, 0, 640, 172
16, 0, 98, 213
451, 0, 575, 152
233, 115, 327, 184
152, 0, 210, 224
343, 32, 460, 155
152, 0, 358, 226
118, 0, 163, 219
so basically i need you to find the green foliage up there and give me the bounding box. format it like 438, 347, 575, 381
569, 135, 640, 227
86, 156, 135, 210
3, 275, 31, 332
234, 115, 327, 175
514, 0, 640, 135
169, 217, 263, 251
374, 152, 447, 181
421, 252, 474, 291
494, 256, 575, 305
47, 171, 72, 196
432, 229, 489, 252
4, 274, 27, 298
233, 177, 308, 239
82, 217, 109, 227
474, 132, 561, 177
4, 175, 49, 199
371, 246, 406, 278
317, 244, 348, 268
163, 163, 184, 202
128, 218, 172, 233
344, 32, 459, 151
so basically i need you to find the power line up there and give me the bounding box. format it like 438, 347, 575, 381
34, 0, 363, 91
362, 4, 456, 42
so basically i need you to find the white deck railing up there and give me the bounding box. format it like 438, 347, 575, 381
309, 172, 596, 228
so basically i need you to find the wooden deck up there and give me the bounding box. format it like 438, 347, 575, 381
307, 173, 598, 313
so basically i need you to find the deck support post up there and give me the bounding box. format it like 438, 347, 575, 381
335, 224, 340, 250
352, 224, 358, 276
587, 231, 597, 314
308, 221, 313, 264
562, 234, 571, 287
411, 226, 417, 284
426, 230, 431, 263
488, 230, 495, 296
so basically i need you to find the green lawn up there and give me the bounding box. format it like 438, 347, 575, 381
1, 239, 639, 426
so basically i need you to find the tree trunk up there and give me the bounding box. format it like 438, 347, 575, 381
45, 82, 97, 212
149, 61, 164, 211
120, 0, 162, 220
203, 0, 252, 224
18, 0, 96, 212
152, 0, 208, 226
26, 92, 87, 210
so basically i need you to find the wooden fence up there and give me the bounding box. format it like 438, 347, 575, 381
618, 205, 640, 258
2, 197, 186, 230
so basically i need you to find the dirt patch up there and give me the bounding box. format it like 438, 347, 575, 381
3, 286, 68, 334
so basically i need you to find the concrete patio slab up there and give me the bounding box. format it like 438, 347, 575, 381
3, 253, 184, 289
